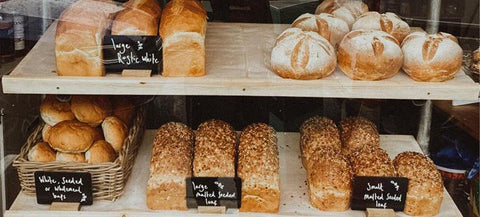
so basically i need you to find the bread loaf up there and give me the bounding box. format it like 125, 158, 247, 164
299, 116, 341, 170
56, 152, 86, 163
85, 140, 117, 163
307, 147, 352, 211
159, 0, 207, 77
102, 116, 128, 153
40, 95, 75, 126
28, 142, 56, 162
146, 122, 194, 210
238, 123, 279, 213
332, 7, 355, 29
111, 96, 136, 127
340, 117, 380, 155
338, 30, 403, 80
55, 0, 119, 76
331, 1, 368, 28
71, 95, 112, 127
353, 12, 410, 43
193, 119, 236, 177
315, 0, 344, 14
393, 152, 443, 216
401, 32, 463, 82
349, 146, 396, 176
291, 13, 349, 48
48, 120, 98, 153
111, 0, 161, 35
271, 28, 336, 80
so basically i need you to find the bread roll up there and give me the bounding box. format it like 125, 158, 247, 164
340, 117, 380, 155
71, 95, 112, 127
56, 152, 86, 163
55, 0, 119, 76
85, 140, 117, 163
401, 32, 463, 82
307, 147, 352, 211
111, 96, 136, 127
28, 142, 56, 162
147, 122, 194, 210
193, 119, 236, 177
291, 13, 349, 47
271, 28, 336, 80
238, 123, 279, 213
40, 95, 75, 126
111, 0, 161, 35
159, 0, 207, 77
394, 152, 443, 216
42, 124, 52, 142
338, 30, 403, 80
102, 116, 128, 153
349, 146, 396, 176
353, 12, 410, 43
299, 116, 341, 170
48, 120, 98, 153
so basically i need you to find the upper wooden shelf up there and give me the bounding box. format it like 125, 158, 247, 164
2, 21, 479, 100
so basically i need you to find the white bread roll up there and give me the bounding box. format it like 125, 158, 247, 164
353, 12, 410, 43
71, 95, 112, 127
56, 152, 86, 163
85, 140, 117, 163
48, 120, 98, 153
42, 124, 52, 142
28, 142, 56, 162
291, 13, 349, 47
55, 0, 119, 76
40, 95, 75, 126
147, 122, 194, 210
401, 32, 463, 82
111, 0, 161, 35
159, 0, 207, 77
338, 30, 403, 80
271, 28, 336, 80
102, 116, 128, 153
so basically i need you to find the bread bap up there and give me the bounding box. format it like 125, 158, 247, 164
48, 120, 98, 153
85, 140, 117, 163
71, 95, 112, 127
40, 95, 75, 126
28, 142, 56, 162
102, 116, 128, 153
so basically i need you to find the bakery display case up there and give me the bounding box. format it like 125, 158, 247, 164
0, 0, 478, 217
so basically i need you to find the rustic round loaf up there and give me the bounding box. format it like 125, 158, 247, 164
315, 0, 344, 14
48, 120, 98, 153
291, 13, 349, 47
338, 30, 403, 80
352, 11, 410, 43
271, 28, 336, 80
401, 32, 463, 82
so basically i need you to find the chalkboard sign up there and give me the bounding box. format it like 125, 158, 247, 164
351, 176, 409, 211
186, 177, 241, 208
103, 35, 162, 73
34, 171, 93, 205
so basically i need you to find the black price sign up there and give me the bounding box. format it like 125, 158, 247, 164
103, 35, 162, 73
186, 177, 241, 208
34, 171, 93, 205
351, 176, 409, 211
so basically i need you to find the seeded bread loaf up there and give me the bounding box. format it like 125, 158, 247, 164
349, 146, 396, 176
340, 117, 380, 155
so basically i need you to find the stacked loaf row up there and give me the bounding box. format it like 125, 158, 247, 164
55, 0, 206, 77
146, 120, 280, 213
28, 95, 135, 164
300, 116, 444, 216
271, 0, 463, 82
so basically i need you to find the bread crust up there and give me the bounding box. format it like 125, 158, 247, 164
71, 95, 112, 127
48, 120, 97, 153
40, 95, 75, 126
28, 142, 56, 162
85, 140, 117, 163
42, 124, 52, 142
340, 117, 380, 155
349, 146, 396, 176
352, 12, 410, 43
111, 0, 161, 35
102, 116, 128, 153
291, 13, 349, 48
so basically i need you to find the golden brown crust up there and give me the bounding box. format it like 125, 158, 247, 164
28, 142, 56, 162
85, 140, 117, 163
48, 120, 97, 153
349, 146, 396, 176
146, 182, 188, 210
352, 12, 410, 43
56, 152, 86, 163
111, 0, 161, 35
42, 124, 52, 142
102, 116, 128, 153
40, 95, 75, 126
315, 0, 341, 14
193, 119, 236, 177
340, 117, 380, 155
159, 0, 206, 39
110, 96, 136, 127
71, 95, 112, 127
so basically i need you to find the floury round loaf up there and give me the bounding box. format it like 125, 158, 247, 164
331, 1, 369, 29
291, 13, 349, 48
352, 12, 410, 43
401, 32, 463, 82
271, 28, 336, 80
338, 30, 403, 80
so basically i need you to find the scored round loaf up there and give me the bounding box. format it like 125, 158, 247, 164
342, 1, 368, 18
315, 0, 345, 14
40, 95, 75, 126
193, 119, 236, 177
71, 95, 112, 127
307, 146, 353, 211
111, 96, 136, 127
42, 124, 52, 142
291, 13, 349, 48
102, 116, 128, 154
340, 117, 380, 155
401, 32, 463, 82
85, 140, 117, 163
28, 142, 56, 162
349, 146, 396, 176
299, 116, 342, 170
338, 30, 403, 80
332, 7, 355, 29
111, 0, 161, 35
56, 152, 86, 163
352, 12, 410, 43
271, 28, 336, 80
48, 120, 98, 153
393, 152, 444, 216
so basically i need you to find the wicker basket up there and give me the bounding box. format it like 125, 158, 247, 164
13, 106, 146, 201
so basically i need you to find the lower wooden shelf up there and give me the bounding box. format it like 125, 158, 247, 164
6, 130, 462, 217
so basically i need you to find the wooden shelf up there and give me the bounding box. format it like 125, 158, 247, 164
5, 130, 462, 217
2, 21, 479, 100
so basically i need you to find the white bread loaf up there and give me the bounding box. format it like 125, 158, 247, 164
111, 0, 161, 35
338, 30, 403, 80
291, 13, 349, 47
271, 28, 336, 80
401, 32, 463, 82
353, 12, 410, 43
55, 0, 120, 76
